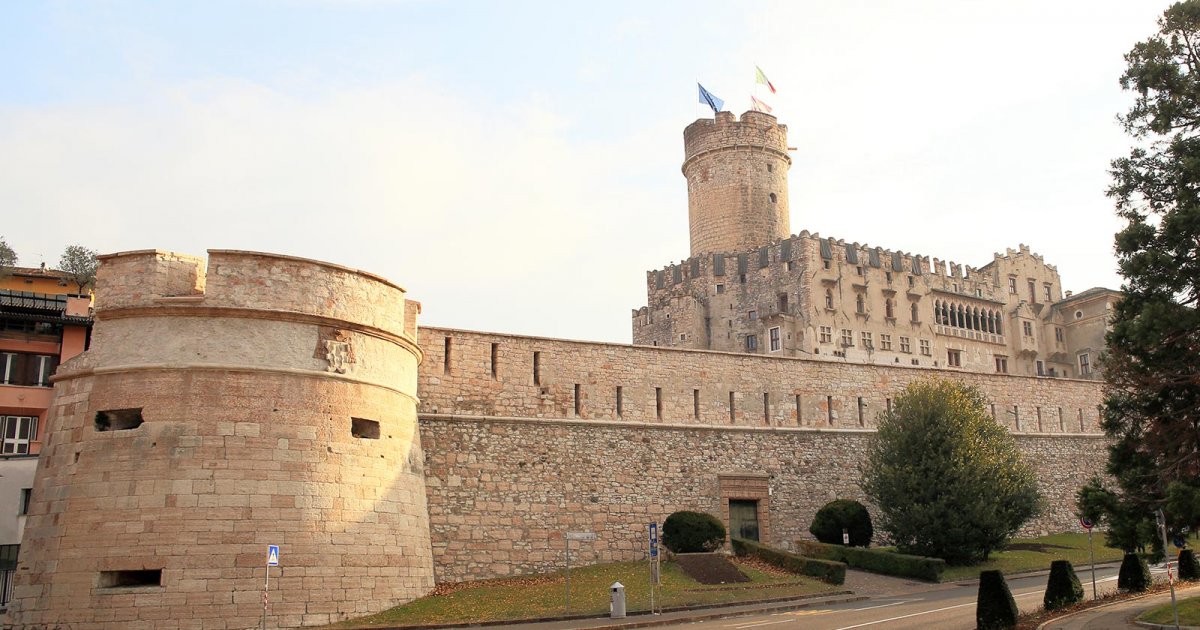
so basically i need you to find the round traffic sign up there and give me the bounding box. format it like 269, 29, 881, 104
1080, 517, 1094, 530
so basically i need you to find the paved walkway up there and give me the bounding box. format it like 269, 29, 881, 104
1039, 583, 1200, 630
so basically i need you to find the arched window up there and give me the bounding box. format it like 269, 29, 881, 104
950, 303, 958, 327
886, 298, 895, 319
941, 301, 950, 325
769, 193, 777, 203
958, 304, 967, 328
856, 294, 865, 314
995, 316, 1003, 336
911, 302, 919, 323
825, 289, 834, 310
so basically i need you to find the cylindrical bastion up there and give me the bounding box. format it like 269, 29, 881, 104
6, 249, 434, 630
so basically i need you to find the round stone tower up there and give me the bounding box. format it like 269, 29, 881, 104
682, 110, 792, 257
7, 249, 434, 629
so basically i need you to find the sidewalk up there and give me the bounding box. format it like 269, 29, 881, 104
1038, 583, 1200, 630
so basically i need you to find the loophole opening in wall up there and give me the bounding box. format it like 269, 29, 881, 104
94, 409, 144, 432
351, 417, 381, 440
99, 569, 162, 589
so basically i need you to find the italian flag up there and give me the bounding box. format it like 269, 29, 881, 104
756, 66, 777, 94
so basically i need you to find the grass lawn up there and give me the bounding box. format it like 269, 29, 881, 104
1139, 593, 1200, 625
938, 533, 1125, 581
324, 558, 841, 628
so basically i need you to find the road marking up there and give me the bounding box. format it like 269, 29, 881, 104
831, 576, 1121, 630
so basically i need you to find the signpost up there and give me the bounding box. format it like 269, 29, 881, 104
262, 545, 280, 630
1154, 509, 1180, 630
564, 532, 595, 616
1080, 518, 1097, 600
648, 523, 659, 615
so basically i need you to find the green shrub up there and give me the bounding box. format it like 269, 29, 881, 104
662, 511, 726, 554
731, 538, 846, 585
1179, 549, 1199, 581
809, 499, 874, 547
976, 570, 1018, 630
1042, 560, 1084, 611
1117, 552, 1151, 592
795, 539, 945, 581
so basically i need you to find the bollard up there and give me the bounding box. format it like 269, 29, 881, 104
610, 581, 626, 619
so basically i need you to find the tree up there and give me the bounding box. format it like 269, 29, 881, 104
58, 245, 98, 295
860, 379, 1042, 565
0, 237, 15, 269
1104, 0, 1200, 536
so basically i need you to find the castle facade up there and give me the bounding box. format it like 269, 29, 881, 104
4, 112, 1114, 629
633, 111, 1119, 380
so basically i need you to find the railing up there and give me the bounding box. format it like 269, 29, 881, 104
0, 290, 68, 312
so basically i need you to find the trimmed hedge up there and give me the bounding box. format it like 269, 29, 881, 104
795, 539, 945, 582
1179, 549, 1198, 581
1043, 560, 1084, 611
731, 537, 846, 585
976, 570, 1018, 630
810, 499, 874, 547
662, 511, 726, 554
1117, 552, 1151, 592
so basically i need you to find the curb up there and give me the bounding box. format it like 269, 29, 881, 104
949, 561, 1123, 587
1035, 584, 1200, 630
331, 592, 866, 630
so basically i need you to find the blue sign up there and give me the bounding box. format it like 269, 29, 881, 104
267, 545, 280, 566
1174, 536, 1187, 550
649, 523, 658, 558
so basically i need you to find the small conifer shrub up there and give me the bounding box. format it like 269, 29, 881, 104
1179, 549, 1199, 581
809, 499, 874, 547
662, 511, 726, 554
1042, 560, 1084, 610
976, 570, 1018, 630
1117, 552, 1151, 592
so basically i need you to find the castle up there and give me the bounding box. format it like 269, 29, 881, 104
5, 112, 1112, 629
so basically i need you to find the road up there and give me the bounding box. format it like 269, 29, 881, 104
664, 565, 1147, 630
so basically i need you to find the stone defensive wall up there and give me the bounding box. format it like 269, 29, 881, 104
8, 250, 434, 630
417, 326, 1108, 582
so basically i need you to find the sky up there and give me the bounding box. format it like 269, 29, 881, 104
0, 1, 1169, 343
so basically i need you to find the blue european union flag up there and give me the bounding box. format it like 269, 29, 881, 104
698, 83, 724, 114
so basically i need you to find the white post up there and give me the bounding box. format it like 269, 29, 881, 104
261, 562, 270, 630
1156, 509, 1180, 630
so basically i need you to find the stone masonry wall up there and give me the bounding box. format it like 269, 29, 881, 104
417, 326, 1109, 582
7, 250, 433, 630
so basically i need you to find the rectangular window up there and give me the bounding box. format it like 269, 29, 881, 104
880, 334, 892, 351
574, 384, 582, 417
729, 392, 736, 423
819, 326, 833, 343
616, 386, 623, 418
995, 356, 1008, 373
1044, 284, 1052, 302
490, 343, 499, 378
763, 393, 770, 425
99, 569, 162, 589
748, 310, 757, 321
715, 283, 724, 294
899, 336, 911, 353
1028, 280, 1036, 302
693, 389, 700, 420
856, 266, 864, 276
1037, 360, 1045, 376
907, 275, 914, 288
885, 272, 892, 284
841, 329, 854, 347
0, 353, 14, 384
1055, 328, 1064, 342
1023, 321, 1033, 336
1008, 277, 1017, 293
443, 337, 452, 374
886, 398, 892, 413
857, 397, 865, 426
795, 394, 802, 424
655, 387, 663, 420
947, 349, 961, 367
1079, 353, 1091, 375
765, 327, 780, 352
533, 351, 541, 385
18, 488, 31, 516
919, 339, 931, 356
778, 294, 788, 313
93, 409, 140, 432
826, 395, 834, 425
861, 331, 872, 348
350, 417, 380, 439
745, 334, 758, 351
